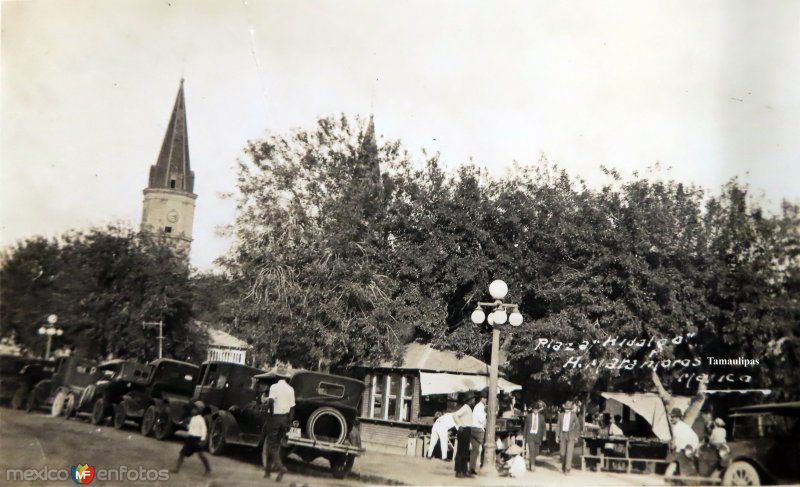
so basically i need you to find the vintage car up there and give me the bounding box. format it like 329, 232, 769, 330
26, 356, 101, 415
0, 355, 58, 409
206, 369, 365, 479
192, 361, 265, 414
666, 401, 800, 485
113, 358, 200, 440
63, 359, 152, 424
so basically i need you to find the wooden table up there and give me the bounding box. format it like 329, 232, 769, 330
581, 436, 669, 474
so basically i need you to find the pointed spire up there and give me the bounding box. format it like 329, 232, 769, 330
358, 114, 380, 183
148, 80, 195, 193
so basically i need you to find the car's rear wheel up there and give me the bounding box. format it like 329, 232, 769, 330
113, 402, 127, 429
153, 408, 173, 440
91, 398, 107, 425
141, 405, 156, 436
64, 393, 77, 419
25, 390, 37, 412
329, 453, 354, 479
208, 417, 226, 455
722, 461, 760, 486
51, 389, 67, 417
11, 386, 28, 409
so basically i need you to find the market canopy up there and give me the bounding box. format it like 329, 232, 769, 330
419, 371, 522, 396
601, 392, 692, 441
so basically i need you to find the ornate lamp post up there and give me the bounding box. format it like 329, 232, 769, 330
37, 314, 63, 360
470, 279, 523, 476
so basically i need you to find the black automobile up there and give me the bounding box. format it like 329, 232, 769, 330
26, 356, 101, 415
192, 361, 264, 414
206, 369, 365, 479
0, 355, 57, 409
113, 358, 200, 440
64, 359, 152, 424
720, 401, 800, 485
666, 401, 800, 486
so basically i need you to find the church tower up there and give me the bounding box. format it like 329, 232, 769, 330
141, 79, 197, 254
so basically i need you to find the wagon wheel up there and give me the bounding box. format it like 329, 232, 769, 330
329, 453, 354, 479
722, 461, 761, 486
113, 402, 127, 429
91, 398, 107, 425
51, 389, 67, 417
141, 405, 157, 436
11, 386, 28, 409
208, 417, 227, 455
153, 408, 174, 440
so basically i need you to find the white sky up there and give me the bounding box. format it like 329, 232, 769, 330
2, 0, 799, 271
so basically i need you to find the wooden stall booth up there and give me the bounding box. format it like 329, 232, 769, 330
356, 343, 521, 456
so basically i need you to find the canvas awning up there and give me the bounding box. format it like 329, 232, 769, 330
419, 372, 521, 396
601, 392, 692, 441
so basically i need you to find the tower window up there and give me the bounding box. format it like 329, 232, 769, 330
170, 179, 177, 188
164, 226, 172, 233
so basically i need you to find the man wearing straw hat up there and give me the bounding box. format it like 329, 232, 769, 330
523, 400, 546, 471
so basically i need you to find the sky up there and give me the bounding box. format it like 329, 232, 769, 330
2, 0, 799, 271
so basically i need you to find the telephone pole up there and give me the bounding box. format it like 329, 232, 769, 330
142, 321, 164, 359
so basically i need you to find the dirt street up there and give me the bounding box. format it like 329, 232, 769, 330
0, 408, 370, 487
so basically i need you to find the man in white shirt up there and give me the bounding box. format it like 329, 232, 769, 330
609, 414, 624, 436
264, 375, 296, 481
452, 394, 476, 478
502, 442, 527, 478
669, 407, 699, 453
426, 411, 457, 460
469, 391, 487, 474
173, 401, 211, 475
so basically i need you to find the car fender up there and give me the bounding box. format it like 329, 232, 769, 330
212, 410, 243, 443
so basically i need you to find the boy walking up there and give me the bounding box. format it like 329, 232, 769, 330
172, 401, 211, 476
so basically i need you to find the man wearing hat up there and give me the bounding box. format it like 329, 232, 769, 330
523, 400, 546, 471
556, 401, 581, 474
452, 393, 477, 478
172, 401, 211, 475
669, 407, 699, 453
469, 390, 487, 475
264, 367, 295, 481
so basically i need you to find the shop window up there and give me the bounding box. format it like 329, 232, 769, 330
368, 373, 415, 422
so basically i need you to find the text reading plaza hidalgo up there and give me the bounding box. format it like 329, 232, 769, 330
535, 335, 760, 368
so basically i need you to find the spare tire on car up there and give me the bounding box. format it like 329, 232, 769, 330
306, 406, 348, 444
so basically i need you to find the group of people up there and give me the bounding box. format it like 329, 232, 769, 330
426, 393, 585, 478
425, 391, 489, 478
670, 406, 728, 454
171, 374, 297, 482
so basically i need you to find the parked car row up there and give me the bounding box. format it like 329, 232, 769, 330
0, 354, 365, 479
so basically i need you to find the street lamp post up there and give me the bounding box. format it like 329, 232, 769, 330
470, 280, 523, 476
37, 314, 63, 360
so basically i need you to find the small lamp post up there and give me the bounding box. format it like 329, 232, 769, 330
37, 314, 63, 360
470, 280, 523, 476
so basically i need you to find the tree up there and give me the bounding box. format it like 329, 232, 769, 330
223, 115, 414, 368
1, 226, 205, 361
